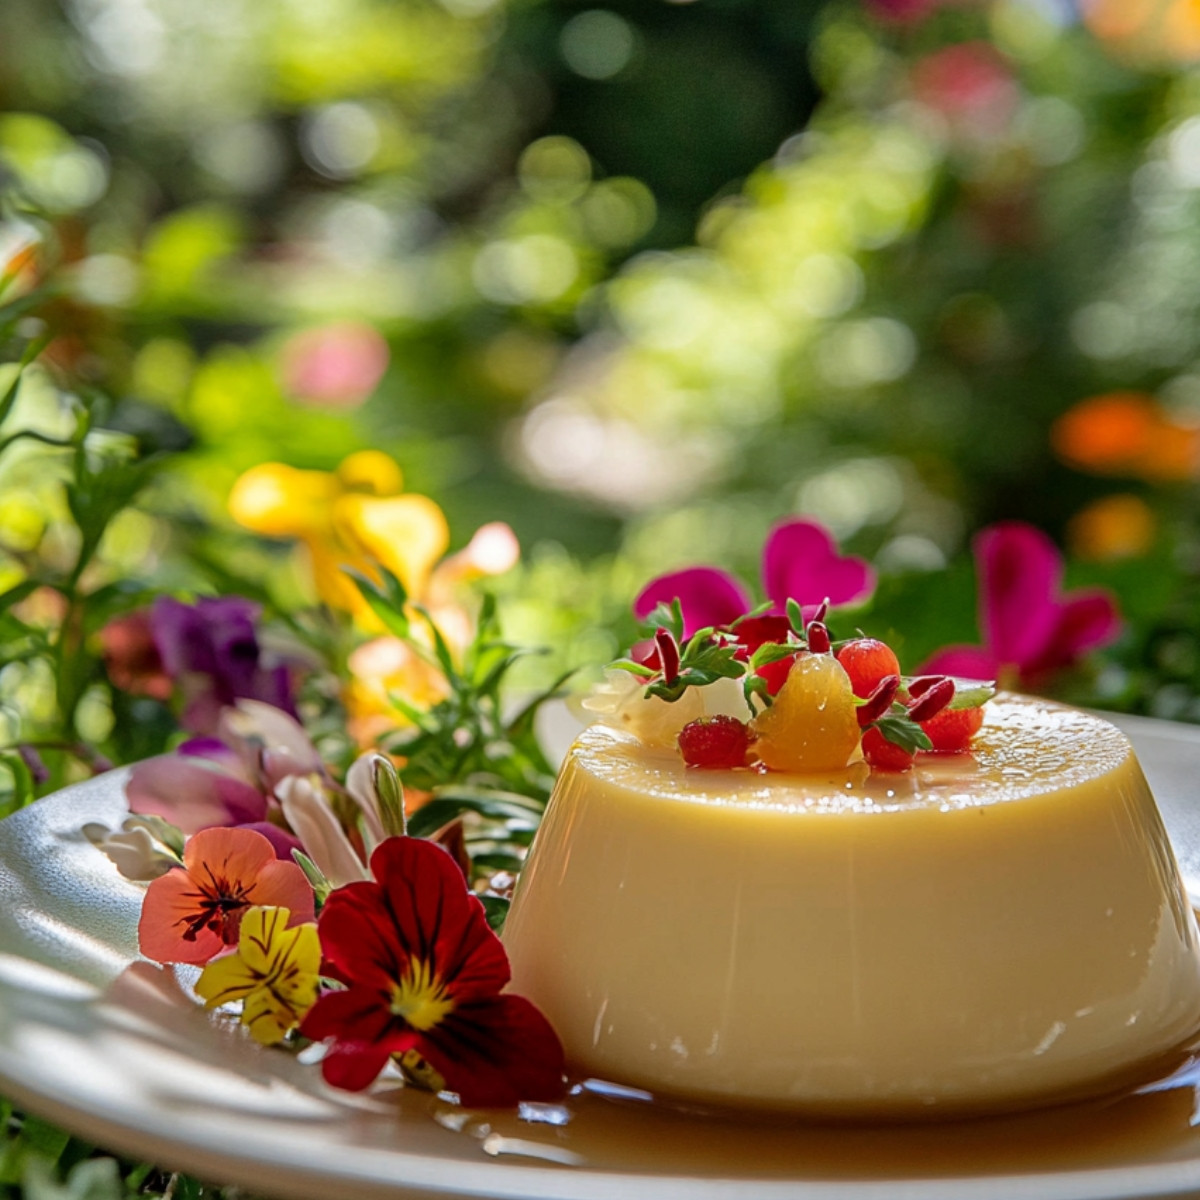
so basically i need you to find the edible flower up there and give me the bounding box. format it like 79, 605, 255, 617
194, 906, 321, 1046
1051, 392, 1200, 482
102, 596, 297, 736
138, 826, 314, 966
300, 836, 566, 1107
227, 451, 450, 619
921, 521, 1121, 688
634, 518, 873, 637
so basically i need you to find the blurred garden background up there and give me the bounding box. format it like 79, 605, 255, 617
6, 0, 1200, 1191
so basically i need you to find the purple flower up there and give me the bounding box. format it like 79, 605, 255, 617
150, 596, 295, 735
633, 518, 875, 636
921, 522, 1121, 687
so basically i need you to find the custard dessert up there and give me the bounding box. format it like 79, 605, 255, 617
504, 696, 1200, 1116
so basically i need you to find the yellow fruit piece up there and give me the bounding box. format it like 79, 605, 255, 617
751, 653, 861, 773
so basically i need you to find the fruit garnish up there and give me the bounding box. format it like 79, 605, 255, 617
678, 715, 752, 769
750, 654, 861, 773
862, 726, 915, 772
921, 705, 985, 752
604, 564, 996, 774
836, 638, 902, 698
757, 651, 798, 696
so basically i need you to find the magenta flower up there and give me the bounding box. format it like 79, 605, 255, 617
633, 518, 875, 636
921, 522, 1121, 687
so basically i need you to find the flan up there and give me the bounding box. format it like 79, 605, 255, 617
503, 695, 1200, 1117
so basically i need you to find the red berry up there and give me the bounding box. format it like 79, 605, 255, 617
921, 705, 984, 753
756, 652, 799, 696
836, 639, 902, 699
862, 726, 915, 772
678, 716, 752, 769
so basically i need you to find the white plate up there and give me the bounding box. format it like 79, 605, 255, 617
4, 714, 1200, 1200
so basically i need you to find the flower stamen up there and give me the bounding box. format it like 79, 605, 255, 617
391, 958, 455, 1031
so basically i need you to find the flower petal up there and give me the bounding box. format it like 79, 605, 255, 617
138, 869, 225, 965
1025, 589, 1122, 677
126, 755, 266, 835
417, 994, 566, 1108
369, 837, 510, 1004
633, 568, 752, 637
317, 882, 407, 989
182, 825, 276, 882
975, 522, 1062, 670
762, 519, 875, 613
237, 821, 303, 861
918, 644, 1001, 681
195, 950, 261, 1007
247, 858, 316, 925
218, 700, 323, 777
276, 776, 368, 887
333, 492, 450, 600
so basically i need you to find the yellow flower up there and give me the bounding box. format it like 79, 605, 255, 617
1067, 494, 1157, 562
228, 450, 450, 617
194, 905, 321, 1046
230, 452, 522, 744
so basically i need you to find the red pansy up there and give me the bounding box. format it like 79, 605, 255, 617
301, 836, 565, 1108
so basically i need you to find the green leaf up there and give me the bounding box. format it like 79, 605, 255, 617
19, 1117, 70, 1163
749, 641, 797, 670
343, 568, 411, 639
406, 789, 545, 839
786, 599, 805, 635
874, 715, 933, 754
0, 333, 50, 430
479, 893, 510, 933
743, 673, 772, 713
945, 679, 996, 710
291, 851, 332, 907
608, 657, 656, 677
638, 598, 683, 642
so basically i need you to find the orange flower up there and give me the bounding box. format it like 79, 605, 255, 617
138, 826, 314, 965
1068, 494, 1157, 562
1051, 392, 1200, 482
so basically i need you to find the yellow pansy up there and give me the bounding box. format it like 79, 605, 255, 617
194, 906, 321, 1046
228, 450, 450, 617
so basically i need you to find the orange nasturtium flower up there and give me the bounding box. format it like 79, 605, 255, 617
1051, 392, 1200, 482
227, 450, 450, 618
195, 906, 321, 1046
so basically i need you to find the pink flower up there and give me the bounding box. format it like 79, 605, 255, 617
922, 522, 1121, 687
633, 518, 875, 636
280, 322, 389, 408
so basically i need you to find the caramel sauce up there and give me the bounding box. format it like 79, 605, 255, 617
416, 1044, 1200, 1182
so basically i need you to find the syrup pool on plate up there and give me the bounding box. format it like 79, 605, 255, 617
418, 1041, 1200, 1183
